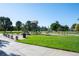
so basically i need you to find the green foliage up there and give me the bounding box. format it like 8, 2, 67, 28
23, 20, 39, 33
75, 24, 79, 31
50, 21, 61, 31
31, 20, 38, 32
17, 35, 79, 52
25, 20, 32, 31
16, 21, 22, 31
58, 25, 69, 31
40, 26, 48, 31
0, 16, 12, 31
71, 23, 76, 31
0, 16, 78, 32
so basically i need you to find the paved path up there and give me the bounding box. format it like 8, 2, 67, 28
0, 34, 79, 56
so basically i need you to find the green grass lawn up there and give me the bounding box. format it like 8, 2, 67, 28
17, 35, 79, 52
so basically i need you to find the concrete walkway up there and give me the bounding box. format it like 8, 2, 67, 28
0, 34, 79, 56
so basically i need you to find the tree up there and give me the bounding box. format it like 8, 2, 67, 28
21, 24, 27, 32
23, 20, 39, 34
58, 25, 69, 31
71, 23, 76, 31
40, 26, 48, 31
63, 25, 69, 31
25, 20, 32, 31
16, 21, 22, 31
75, 24, 79, 31
50, 21, 60, 31
0, 17, 12, 31
31, 20, 38, 32
5, 17, 12, 31
37, 26, 41, 32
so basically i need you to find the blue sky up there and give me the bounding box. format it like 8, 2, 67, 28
0, 3, 79, 27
